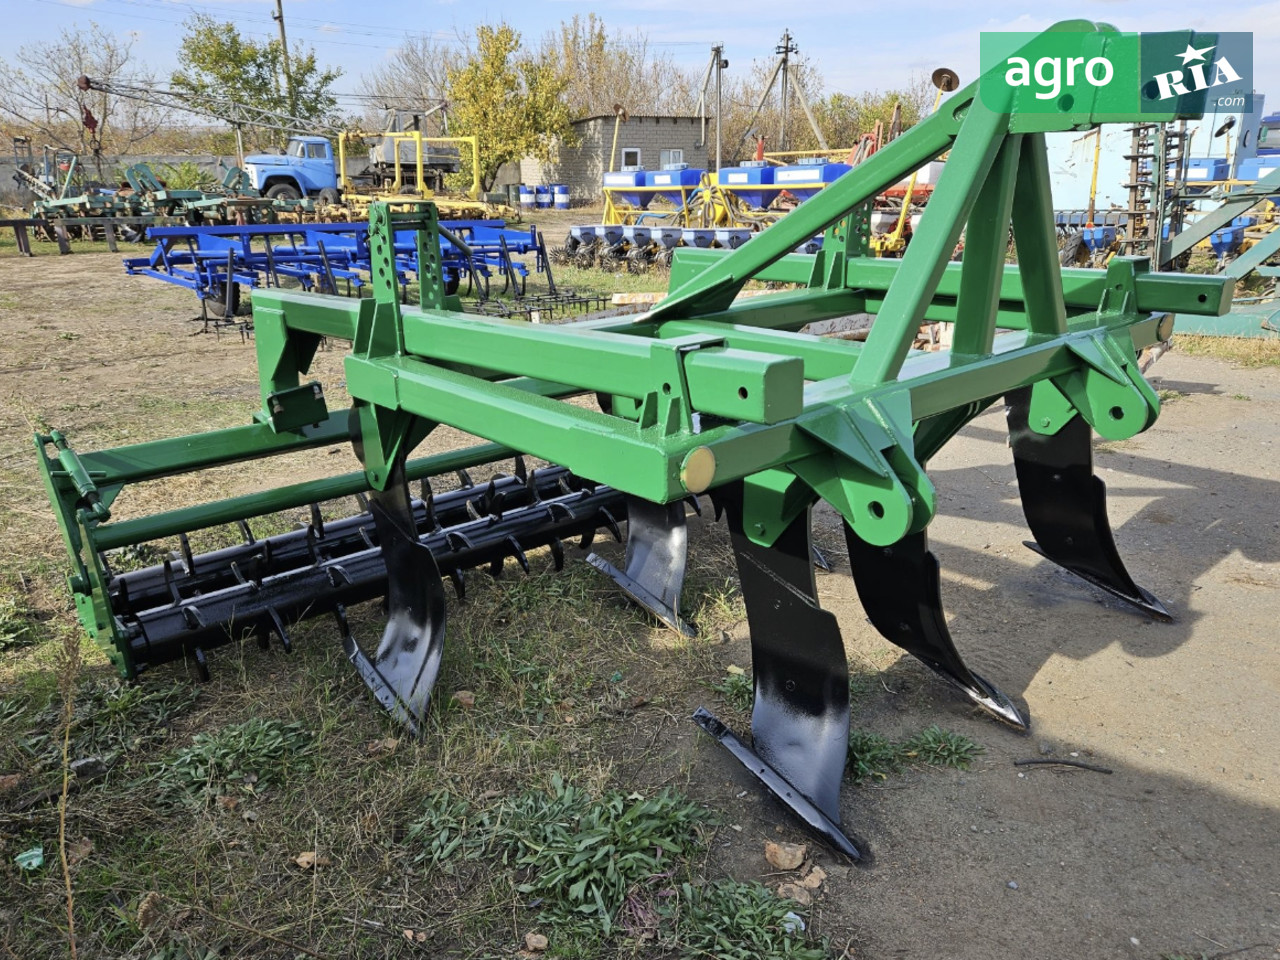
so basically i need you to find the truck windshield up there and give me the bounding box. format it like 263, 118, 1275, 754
287, 140, 307, 157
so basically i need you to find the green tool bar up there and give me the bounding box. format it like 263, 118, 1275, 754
252, 289, 366, 341
668, 249, 1233, 320
657, 321, 865, 382
64, 415, 350, 489
343, 320, 1163, 505
870, 317, 1166, 420
344, 355, 705, 502
92, 441, 513, 550
398, 309, 805, 423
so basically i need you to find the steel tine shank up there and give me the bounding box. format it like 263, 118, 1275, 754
843, 526, 1029, 730
587, 496, 694, 636
699, 483, 862, 859
1005, 388, 1172, 621
358, 457, 449, 730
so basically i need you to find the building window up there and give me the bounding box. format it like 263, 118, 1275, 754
660, 149, 684, 168
621, 148, 641, 168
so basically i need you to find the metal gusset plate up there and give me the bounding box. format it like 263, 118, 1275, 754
1005, 387, 1172, 621
587, 496, 694, 636
843, 526, 1029, 731
355, 460, 449, 733
698, 484, 862, 859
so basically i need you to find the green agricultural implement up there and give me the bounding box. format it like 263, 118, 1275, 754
36, 22, 1231, 859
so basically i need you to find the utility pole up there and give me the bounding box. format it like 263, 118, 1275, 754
776, 30, 796, 151
714, 45, 727, 173
273, 0, 295, 118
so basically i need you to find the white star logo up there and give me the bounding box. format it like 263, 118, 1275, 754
1177, 43, 1214, 65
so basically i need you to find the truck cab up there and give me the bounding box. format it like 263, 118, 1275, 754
243, 136, 338, 201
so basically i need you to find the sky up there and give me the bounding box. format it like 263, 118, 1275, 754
10, 0, 1279, 118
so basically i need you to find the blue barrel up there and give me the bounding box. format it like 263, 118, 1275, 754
518, 185, 535, 211
552, 184, 570, 210
535, 186, 551, 209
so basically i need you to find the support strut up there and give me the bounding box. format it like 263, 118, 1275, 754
588, 496, 693, 635
1006, 387, 1172, 621
357, 458, 449, 732
843, 526, 1029, 730
697, 483, 866, 860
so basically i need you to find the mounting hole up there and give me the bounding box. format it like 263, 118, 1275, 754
1197, 293, 1207, 303
738, 386, 749, 400
1109, 405, 1125, 421
662, 382, 672, 395
868, 500, 885, 519
1114, 283, 1123, 291
1058, 93, 1075, 112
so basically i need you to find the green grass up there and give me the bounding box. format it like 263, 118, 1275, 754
1174, 333, 1280, 367
150, 716, 315, 800
847, 725, 983, 783
400, 778, 830, 957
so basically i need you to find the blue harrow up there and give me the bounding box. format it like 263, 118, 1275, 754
124, 220, 546, 328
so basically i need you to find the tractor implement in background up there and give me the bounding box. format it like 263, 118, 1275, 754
36, 22, 1232, 858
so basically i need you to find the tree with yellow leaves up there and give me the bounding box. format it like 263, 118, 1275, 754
445, 23, 574, 192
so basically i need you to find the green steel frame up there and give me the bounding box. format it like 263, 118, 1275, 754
33, 20, 1233, 856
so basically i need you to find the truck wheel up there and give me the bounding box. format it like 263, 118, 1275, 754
266, 183, 301, 201
317, 187, 340, 206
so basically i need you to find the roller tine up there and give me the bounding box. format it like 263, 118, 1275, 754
260, 537, 274, 574
358, 526, 376, 549
483, 478, 499, 514
500, 535, 530, 575
309, 503, 326, 539
488, 555, 504, 577
163, 558, 181, 606
305, 526, 321, 566
513, 456, 528, 482
549, 537, 566, 572
178, 533, 196, 575
355, 491, 371, 512
598, 507, 623, 543
193, 647, 210, 683
488, 487, 506, 522
424, 491, 439, 533
98, 551, 115, 582
261, 605, 290, 653
455, 468, 474, 489
684, 494, 703, 517
578, 527, 596, 551
237, 518, 256, 545
182, 605, 206, 630
114, 576, 130, 609
465, 498, 483, 522
229, 559, 259, 593
448, 570, 466, 601
419, 476, 433, 504
446, 530, 474, 551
